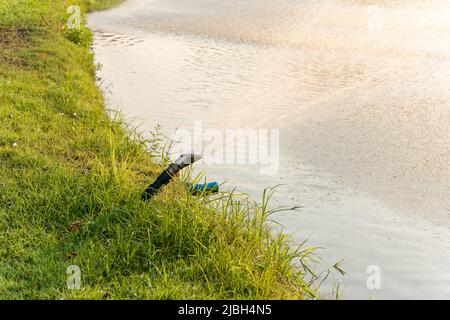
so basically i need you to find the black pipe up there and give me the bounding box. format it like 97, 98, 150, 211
141, 154, 201, 200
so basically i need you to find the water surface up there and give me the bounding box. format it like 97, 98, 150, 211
88, 0, 450, 299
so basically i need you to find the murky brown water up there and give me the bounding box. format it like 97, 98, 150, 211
88, 0, 450, 299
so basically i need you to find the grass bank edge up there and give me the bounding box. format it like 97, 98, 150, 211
0, 0, 325, 299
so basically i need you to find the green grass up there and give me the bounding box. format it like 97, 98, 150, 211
0, 0, 320, 299
85, 0, 124, 11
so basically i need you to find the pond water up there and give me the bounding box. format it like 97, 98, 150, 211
88, 0, 450, 299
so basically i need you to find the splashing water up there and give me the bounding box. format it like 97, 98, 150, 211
88, 0, 450, 299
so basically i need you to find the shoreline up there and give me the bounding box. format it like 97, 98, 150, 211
0, 0, 319, 299
87, 0, 450, 299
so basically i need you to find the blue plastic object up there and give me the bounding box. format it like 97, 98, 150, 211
191, 182, 219, 195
